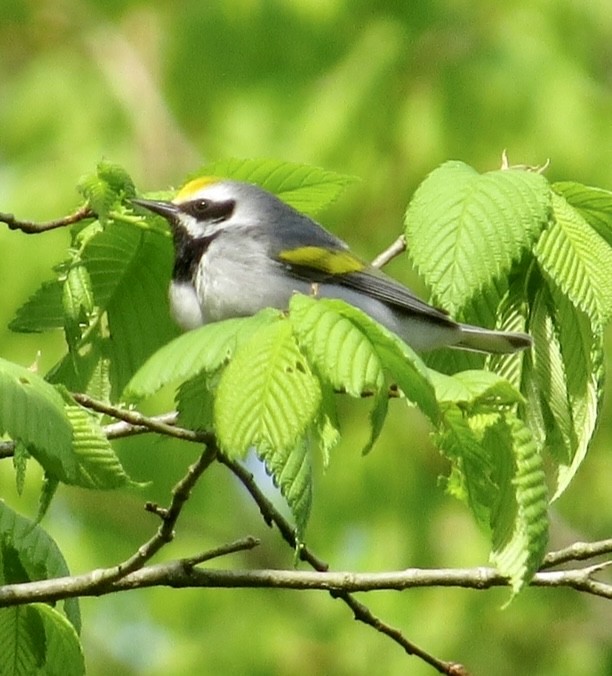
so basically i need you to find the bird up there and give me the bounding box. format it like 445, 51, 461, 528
132, 177, 532, 354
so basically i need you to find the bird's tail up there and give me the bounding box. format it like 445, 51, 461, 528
455, 324, 533, 354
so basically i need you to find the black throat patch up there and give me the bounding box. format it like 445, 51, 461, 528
172, 227, 220, 283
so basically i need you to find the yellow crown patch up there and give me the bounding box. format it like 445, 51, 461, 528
175, 176, 220, 201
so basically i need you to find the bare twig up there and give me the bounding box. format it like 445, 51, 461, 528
98, 442, 220, 583
0, 204, 94, 234
71, 393, 211, 445
541, 538, 612, 570
104, 412, 179, 439
2, 562, 611, 607
371, 234, 407, 269
216, 453, 461, 675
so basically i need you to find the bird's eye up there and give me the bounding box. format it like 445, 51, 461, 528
191, 199, 210, 218
182, 197, 235, 222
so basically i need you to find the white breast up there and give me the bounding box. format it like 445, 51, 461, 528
169, 280, 205, 330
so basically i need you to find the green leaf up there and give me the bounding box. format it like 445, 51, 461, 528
553, 181, 612, 247
0, 359, 76, 482
9, 280, 65, 333
196, 158, 359, 216
78, 160, 135, 224
535, 191, 612, 326
435, 407, 497, 529
80, 221, 177, 394
289, 294, 384, 396
0, 605, 84, 676
125, 309, 279, 400
320, 299, 439, 422
0, 501, 80, 631
32, 604, 85, 676
429, 369, 524, 410
215, 319, 322, 459
62, 263, 94, 349
64, 402, 132, 489
362, 392, 388, 456
489, 416, 548, 593
405, 161, 551, 313
176, 372, 215, 431
526, 287, 604, 500
0, 606, 46, 675
257, 436, 313, 539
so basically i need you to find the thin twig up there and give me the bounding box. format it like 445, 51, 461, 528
104, 412, 179, 439
96, 442, 219, 583
541, 538, 612, 570
72, 392, 211, 445
371, 234, 407, 269
216, 453, 461, 675
0, 204, 94, 234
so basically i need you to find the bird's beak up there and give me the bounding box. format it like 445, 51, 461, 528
132, 198, 180, 221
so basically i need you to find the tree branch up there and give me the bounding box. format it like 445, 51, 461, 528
2, 562, 610, 607
371, 234, 406, 269
0, 204, 94, 234
216, 454, 464, 675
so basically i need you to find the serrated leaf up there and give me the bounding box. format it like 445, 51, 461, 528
0, 606, 46, 675
78, 161, 135, 224
550, 286, 603, 500
535, 192, 612, 326
435, 407, 497, 528
429, 369, 524, 410
362, 392, 388, 456
289, 294, 384, 396
405, 161, 551, 313
176, 372, 215, 431
528, 287, 574, 464
0, 604, 84, 676
9, 280, 65, 333
62, 263, 94, 349
553, 181, 612, 247
490, 416, 548, 593
196, 158, 358, 216
257, 436, 313, 539
33, 604, 85, 676
64, 403, 132, 489
215, 319, 321, 459
125, 310, 279, 400
0, 359, 76, 482
0, 501, 80, 631
316, 393, 341, 469
320, 299, 439, 422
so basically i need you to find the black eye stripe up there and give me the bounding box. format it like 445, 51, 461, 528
180, 198, 235, 222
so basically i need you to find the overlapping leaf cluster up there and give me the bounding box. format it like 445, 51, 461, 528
0, 159, 610, 663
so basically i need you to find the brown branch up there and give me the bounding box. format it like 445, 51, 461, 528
71, 392, 211, 445
216, 453, 461, 675
0, 204, 94, 234
97, 441, 220, 583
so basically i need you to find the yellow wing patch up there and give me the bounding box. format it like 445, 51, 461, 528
174, 176, 220, 201
279, 246, 365, 275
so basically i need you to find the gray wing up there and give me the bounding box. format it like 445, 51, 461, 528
339, 269, 456, 327
266, 207, 455, 328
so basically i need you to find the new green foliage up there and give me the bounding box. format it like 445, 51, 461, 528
5, 157, 612, 603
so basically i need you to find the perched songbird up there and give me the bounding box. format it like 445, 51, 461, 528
133, 178, 532, 354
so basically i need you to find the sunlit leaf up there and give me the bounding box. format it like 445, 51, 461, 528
405, 161, 551, 313
195, 158, 359, 215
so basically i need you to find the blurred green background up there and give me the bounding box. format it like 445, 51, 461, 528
1, 1, 612, 674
